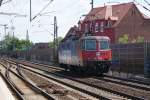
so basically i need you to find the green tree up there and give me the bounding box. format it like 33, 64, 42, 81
1, 35, 33, 51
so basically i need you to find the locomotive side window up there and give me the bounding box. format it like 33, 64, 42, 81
81, 40, 85, 50
95, 23, 99, 32
100, 40, 109, 50
85, 39, 96, 50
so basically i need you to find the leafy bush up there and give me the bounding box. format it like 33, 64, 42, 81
118, 34, 129, 44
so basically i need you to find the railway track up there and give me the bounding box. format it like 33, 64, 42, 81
93, 75, 150, 91
2, 58, 130, 100
10, 58, 150, 89
15, 58, 150, 86
103, 74, 150, 86
3, 58, 149, 100
0, 59, 109, 100
0, 62, 55, 100
0, 68, 24, 100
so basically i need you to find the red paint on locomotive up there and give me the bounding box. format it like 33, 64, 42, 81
58, 35, 112, 74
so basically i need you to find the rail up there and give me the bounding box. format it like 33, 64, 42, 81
0, 61, 55, 100
4, 59, 145, 100
0, 64, 25, 100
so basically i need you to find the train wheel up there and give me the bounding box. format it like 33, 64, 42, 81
96, 64, 105, 75
104, 64, 110, 73
64, 65, 69, 71
72, 66, 84, 75
98, 63, 110, 74
60, 64, 68, 71
85, 66, 93, 75
69, 66, 75, 72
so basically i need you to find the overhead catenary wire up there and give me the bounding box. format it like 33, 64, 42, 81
31, 0, 53, 21
134, 0, 150, 12
1, 0, 11, 5
144, 0, 150, 6
55, 0, 86, 14
33, 22, 54, 36
0, 12, 27, 17
39, 11, 56, 16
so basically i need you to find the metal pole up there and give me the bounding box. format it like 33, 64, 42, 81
4, 25, 7, 37
91, 0, 94, 10
53, 16, 56, 61
30, 0, 32, 22
56, 19, 58, 47
26, 30, 30, 60
13, 32, 15, 51
0, 0, 3, 6
119, 44, 121, 77
26, 30, 29, 41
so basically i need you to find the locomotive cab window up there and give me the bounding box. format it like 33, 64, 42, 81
85, 39, 96, 50
99, 40, 109, 50
81, 40, 85, 50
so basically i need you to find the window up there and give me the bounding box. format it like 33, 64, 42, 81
81, 40, 85, 50
108, 21, 112, 28
100, 40, 109, 50
100, 22, 104, 32
85, 39, 96, 50
106, 20, 112, 28
90, 21, 95, 32
79, 24, 81, 30
95, 23, 99, 32
85, 23, 88, 33
131, 10, 136, 15
90, 23, 92, 31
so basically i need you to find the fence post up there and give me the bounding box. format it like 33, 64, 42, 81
119, 44, 121, 77
127, 44, 129, 78
144, 41, 148, 78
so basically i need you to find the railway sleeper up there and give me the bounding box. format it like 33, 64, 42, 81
47, 89, 68, 95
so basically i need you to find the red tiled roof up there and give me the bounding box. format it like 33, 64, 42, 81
63, 26, 78, 40
84, 2, 133, 23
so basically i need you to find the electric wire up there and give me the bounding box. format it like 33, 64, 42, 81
31, 0, 53, 21
144, 0, 150, 6
134, 0, 150, 12
1, 0, 11, 5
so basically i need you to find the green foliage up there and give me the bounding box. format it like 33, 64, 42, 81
118, 34, 144, 44
136, 36, 144, 43
131, 36, 144, 43
1, 35, 33, 51
118, 34, 129, 44
49, 37, 63, 48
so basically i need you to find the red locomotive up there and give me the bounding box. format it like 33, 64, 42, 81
58, 35, 112, 74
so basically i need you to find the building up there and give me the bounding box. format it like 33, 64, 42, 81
66, 2, 150, 44
31, 43, 50, 50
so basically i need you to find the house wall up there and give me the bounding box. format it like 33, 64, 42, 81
114, 4, 150, 43
80, 20, 115, 43
78, 3, 150, 44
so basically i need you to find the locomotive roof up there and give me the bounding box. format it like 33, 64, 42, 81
81, 36, 110, 40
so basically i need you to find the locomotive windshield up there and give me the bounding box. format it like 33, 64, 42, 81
85, 39, 96, 50
99, 40, 110, 50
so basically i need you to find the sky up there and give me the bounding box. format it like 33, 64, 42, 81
0, 0, 150, 43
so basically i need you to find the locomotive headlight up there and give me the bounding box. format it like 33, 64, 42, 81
96, 52, 100, 56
